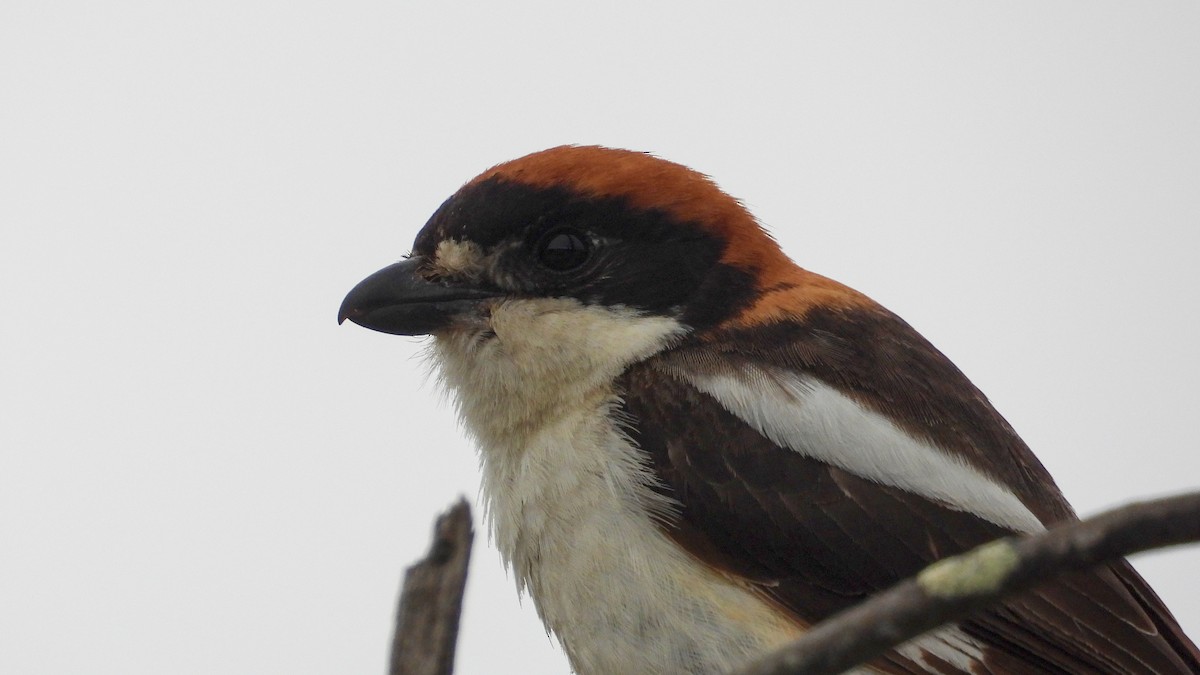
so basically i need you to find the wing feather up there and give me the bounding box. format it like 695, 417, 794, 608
618, 306, 1199, 673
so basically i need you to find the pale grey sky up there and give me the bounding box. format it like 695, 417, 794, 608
2, 3, 1198, 674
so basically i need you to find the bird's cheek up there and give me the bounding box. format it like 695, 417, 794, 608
487, 298, 587, 343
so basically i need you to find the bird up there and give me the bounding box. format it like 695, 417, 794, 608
339, 145, 1199, 674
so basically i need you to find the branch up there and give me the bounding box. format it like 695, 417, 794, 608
734, 491, 1200, 675
389, 498, 474, 675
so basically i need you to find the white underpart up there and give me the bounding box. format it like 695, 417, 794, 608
431, 298, 805, 674
677, 364, 1046, 535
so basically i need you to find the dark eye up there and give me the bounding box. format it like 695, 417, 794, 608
535, 229, 591, 272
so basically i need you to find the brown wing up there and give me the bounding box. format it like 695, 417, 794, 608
619, 310, 1200, 673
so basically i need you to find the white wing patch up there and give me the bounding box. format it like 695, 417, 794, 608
676, 364, 1046, 535
898, 624, 989, 672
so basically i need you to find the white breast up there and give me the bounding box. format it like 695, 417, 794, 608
430, 299, 802, 674
488, 399, 805, 674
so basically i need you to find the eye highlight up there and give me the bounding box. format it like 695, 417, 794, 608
535, 228, 591, 272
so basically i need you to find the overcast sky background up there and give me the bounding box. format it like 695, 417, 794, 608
3, 3, 1198, 674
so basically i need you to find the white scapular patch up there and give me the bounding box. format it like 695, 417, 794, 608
430, 299, 805, 674
897, 624, 988, 671
676, 364, 1046, 534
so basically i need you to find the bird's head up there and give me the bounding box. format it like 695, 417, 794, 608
340, 146, 863, 355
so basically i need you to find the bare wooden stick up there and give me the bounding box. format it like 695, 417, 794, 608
390, 498, 474, 675
733, 491, 1200, 675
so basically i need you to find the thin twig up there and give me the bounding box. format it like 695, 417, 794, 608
733, 491, 1200, 675
389, 498, 474, 675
